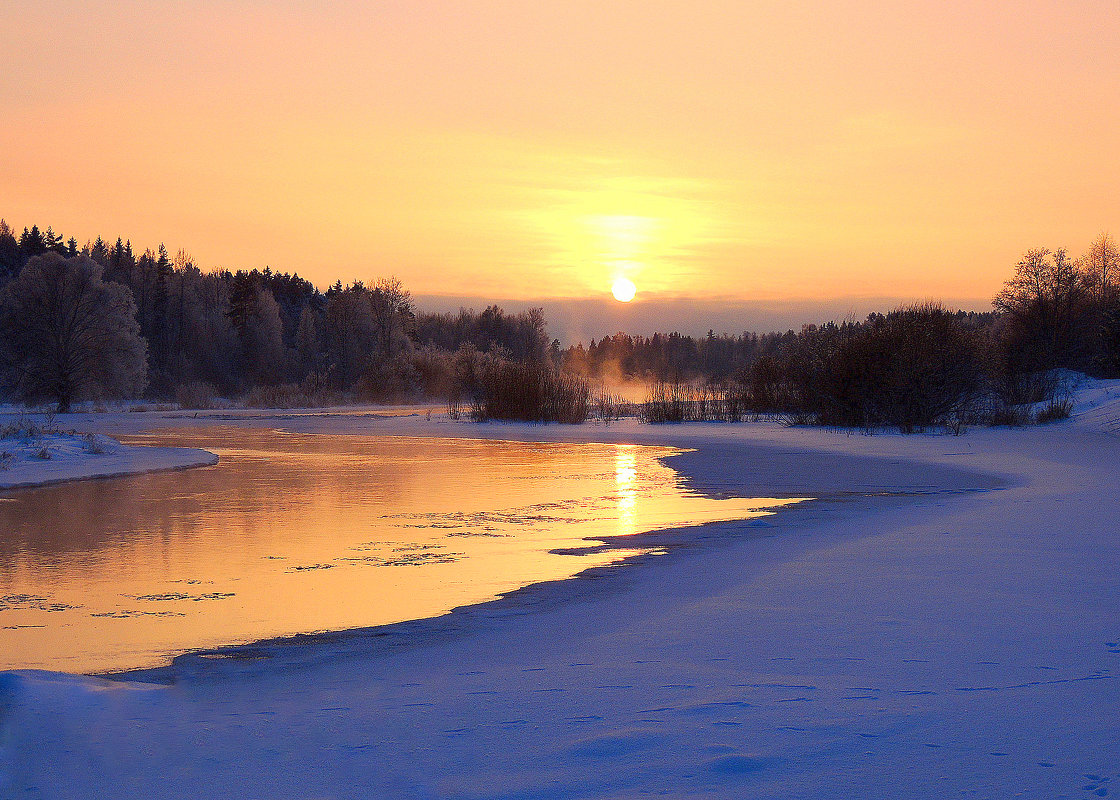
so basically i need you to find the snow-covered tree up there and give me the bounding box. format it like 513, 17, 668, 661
0, 253, 147, 411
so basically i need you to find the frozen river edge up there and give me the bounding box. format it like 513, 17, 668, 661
0, 430, 218, 491
2, 389, 1119, 799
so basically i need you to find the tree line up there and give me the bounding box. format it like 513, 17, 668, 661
561, 313, 999, 386
562, 234, 1119, 430
1, 218, 1117, 429
0, 220, 551, 411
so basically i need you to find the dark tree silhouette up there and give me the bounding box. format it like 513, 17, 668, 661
1082, 232, 1120, 305
0, 220, 19, 286
993, 247, 1097, 382
819, 302, 982, 431
2, 216, 1114, 418
0, 253, 147, 411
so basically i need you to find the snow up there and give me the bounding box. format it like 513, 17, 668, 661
0, 426, 218, 490
2, 383, 1120, 799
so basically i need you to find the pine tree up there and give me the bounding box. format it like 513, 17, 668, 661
226, 270, 260, 338
19, 225, 46, 259
107, 237, 134, 283
0, 221, 20, 286
43, 226, 65, 254
89, 237, 109, 266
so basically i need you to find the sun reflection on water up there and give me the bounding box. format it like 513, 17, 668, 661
0, 430, 800, 672
615, 447, 638, 535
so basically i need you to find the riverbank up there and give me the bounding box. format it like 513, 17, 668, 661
0, 422, 217, 490
2, 386, 1119, 798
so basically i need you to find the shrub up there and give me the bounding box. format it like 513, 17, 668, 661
591, 391, 628, 423
642, 381, 690, 423
82, 433, 105, 454
782, 410, 819, 426
987, 404, 1032, 427
1036, 397, 1073, 424
176, 381, 219, 410
817, 303, 983, 432
1, 416, 41, 441
243, 383, 315, 409
355, 357, 420, 402
129, 403, 177, 412
470, 360, 590, 423
640, 381, 751, 423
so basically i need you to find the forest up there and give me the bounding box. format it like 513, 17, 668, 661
1, 219, 1117, 430
0, 220, 552, 413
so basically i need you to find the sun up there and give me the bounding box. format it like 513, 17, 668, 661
611, 277, 636, 303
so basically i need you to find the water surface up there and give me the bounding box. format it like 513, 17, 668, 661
0, 428, 794, 672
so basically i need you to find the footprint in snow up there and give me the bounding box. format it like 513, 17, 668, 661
1081, 774, 1113, 797
703, 753, 778, 777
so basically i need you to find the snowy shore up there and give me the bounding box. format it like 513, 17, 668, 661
2, 385, 1119, 799
0, 424, 218, 491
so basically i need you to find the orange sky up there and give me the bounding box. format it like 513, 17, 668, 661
3, 0, 1119, 309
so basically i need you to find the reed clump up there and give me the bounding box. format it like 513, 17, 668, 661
470, 359, 592, 423
640, 381, 751, 423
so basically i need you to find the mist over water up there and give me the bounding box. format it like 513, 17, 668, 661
414, 294, 995, 344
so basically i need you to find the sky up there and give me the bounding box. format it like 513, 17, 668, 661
3, 1, 1119, 337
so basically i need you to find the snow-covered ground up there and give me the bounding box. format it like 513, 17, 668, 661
0, 423, 217, 490
2, 384, 1119, 799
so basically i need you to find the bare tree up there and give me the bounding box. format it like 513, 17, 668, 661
993, 248, 1094, 371
325, 285, 376, 387
371, 276, 413, 362
1081, 232, 1120, 304
0, 253, 146, 411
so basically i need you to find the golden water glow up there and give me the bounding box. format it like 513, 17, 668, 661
615, 447, 638, 534
0, 429, 798, 672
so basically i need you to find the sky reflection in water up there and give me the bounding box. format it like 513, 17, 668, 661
0, 428, 794, 672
